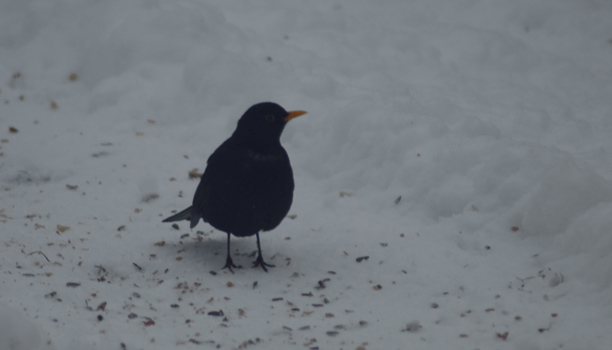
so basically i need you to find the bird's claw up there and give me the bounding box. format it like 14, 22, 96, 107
222, 257, 242, 274
252, 255, 275, 272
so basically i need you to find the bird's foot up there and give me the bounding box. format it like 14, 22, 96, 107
222, 256, 242, 274
252, 255, 275, 272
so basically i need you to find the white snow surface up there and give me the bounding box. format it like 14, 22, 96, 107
1, 0, 612, 349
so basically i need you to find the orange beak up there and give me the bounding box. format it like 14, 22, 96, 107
284, 110, 307, 122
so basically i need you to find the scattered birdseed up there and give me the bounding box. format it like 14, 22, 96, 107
496, 332, 509, 340
402, 321, 422, 333
208, 310, 224, 317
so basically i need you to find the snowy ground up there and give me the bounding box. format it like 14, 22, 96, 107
1, 0, 612, 349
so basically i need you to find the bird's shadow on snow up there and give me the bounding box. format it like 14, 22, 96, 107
153, 232, 265, 273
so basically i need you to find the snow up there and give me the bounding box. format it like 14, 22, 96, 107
1, 0, 611, 349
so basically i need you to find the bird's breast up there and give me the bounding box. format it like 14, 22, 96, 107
246, 149, 284, 162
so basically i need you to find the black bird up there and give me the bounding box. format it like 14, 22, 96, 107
163, 102, 306, 272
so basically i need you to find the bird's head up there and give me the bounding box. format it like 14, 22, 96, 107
233, 102, 306, 151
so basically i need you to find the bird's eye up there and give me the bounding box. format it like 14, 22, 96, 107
265, 114, 275, 123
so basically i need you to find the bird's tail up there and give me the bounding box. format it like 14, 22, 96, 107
162, 207, 192, 223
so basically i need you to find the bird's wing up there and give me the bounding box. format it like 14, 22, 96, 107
190, 138, 234, 226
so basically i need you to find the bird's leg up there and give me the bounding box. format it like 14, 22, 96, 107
252, 233, 275, 272
221, 233, 241, 273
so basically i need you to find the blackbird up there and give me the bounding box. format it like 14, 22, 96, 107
163, 102, 306, 272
